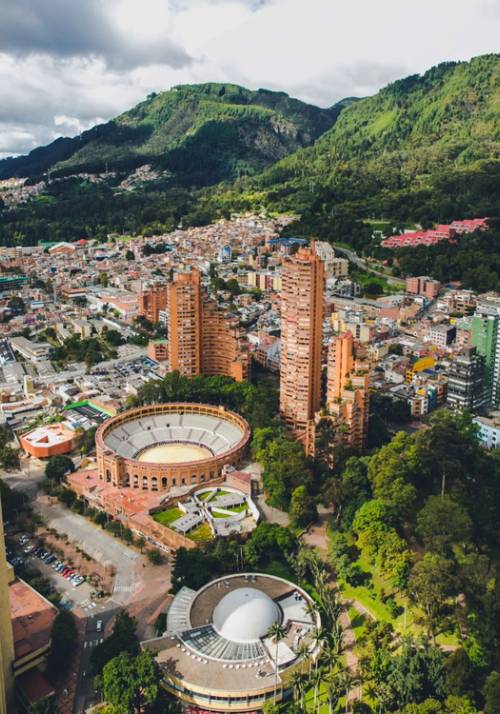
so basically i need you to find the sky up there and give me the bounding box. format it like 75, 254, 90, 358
0, 0, 499, 158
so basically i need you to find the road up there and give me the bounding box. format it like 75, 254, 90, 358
2, 463, 145, 713
333, 244, 404, 287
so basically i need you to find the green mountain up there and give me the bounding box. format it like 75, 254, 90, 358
247, 54, 500, 227
0, 83, 343, 186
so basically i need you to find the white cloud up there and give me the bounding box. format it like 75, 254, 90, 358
0, 0, 498, 156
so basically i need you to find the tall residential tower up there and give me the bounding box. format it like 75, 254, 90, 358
279, 245, 324, 436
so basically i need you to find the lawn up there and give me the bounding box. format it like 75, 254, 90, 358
188, 523, 213, 542
197, 490, 215, 501
152, 508, 183, 527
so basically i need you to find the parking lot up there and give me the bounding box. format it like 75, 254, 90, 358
10, 534, 95, 609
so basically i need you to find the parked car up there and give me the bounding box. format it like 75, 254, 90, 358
73, 577, 85, 587
23, 544, 34, 553
45, 555, 56, 565
96, 620, 103, 633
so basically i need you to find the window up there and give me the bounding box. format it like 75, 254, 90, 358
124, 473, 130, 487
142, 476, 148, 490
152, 477, 158, 491
162, 477, 167, 489
105, 469, 111, 483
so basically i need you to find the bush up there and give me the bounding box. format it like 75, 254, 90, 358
147, 549, 164, 565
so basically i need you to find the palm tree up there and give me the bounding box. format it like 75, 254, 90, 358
310, 626, 327, 677
296, 641, 311, 675
267, 622, 287, 704
289, 670, 307, 708
311, 664, 325, 713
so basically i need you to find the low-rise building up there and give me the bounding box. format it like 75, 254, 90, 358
474, 412, 500, 449
10, 338, 51, 363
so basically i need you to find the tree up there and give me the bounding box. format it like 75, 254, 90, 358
91, 611, 139, 675
47, 611, 77, 680
125, 249, 135, 260
99, 271, 109, 287
147, 549, 164, 565
484, 671, 500, 714
0, 446, 20, 471
408, 554, 458, 641
267, 623, 287, 703
99, 651, 161, 714
416, 495, 472, 555
367, 432, 418, 518
45, 455, 75, 482
289, 485, 317, 528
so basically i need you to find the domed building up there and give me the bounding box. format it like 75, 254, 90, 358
142, 573, 322, 712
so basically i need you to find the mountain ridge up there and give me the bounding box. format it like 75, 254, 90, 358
0, 83, 345, 186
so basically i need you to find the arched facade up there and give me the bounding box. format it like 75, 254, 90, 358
95, 403, 250, 494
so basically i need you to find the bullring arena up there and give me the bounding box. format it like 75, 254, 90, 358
96, 403, 250, 493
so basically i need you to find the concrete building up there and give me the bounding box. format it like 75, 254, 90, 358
314, 242, 348, 279
10, 338, 51, 363
427, 324, 456, 348
139, 285, 168, 324
201, 301, 250, 382
471, 297, 500, 407
147, 339, 169, 363
142, 573, 322, 712
406, 276, 441, 299
279, 245, 324, 436
0, 497, 15, 714
20, 423, 74, 459
447, 347, 486, 412
474, 412, 500, 449
168, 270, 202, 377
308, 331, 370, 459
167, 270, 250, 382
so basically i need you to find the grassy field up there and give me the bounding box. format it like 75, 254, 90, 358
152, 508, 183, 527
188, 522, 213, 542
198, 490, 214, 501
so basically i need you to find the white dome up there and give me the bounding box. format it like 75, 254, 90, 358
213, 587, 281, 643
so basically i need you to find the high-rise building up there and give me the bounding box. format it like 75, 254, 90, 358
279, 245, 324, 436
201, 300, 249, 382
139, 285, 168, 324
0, 497, 14, 714
167, 270, 202, 377
326, 330, 354, 403
471, 297, 500, 407
447, 347, 486, 411
167, 269, 249, 382
307, 331, 370, 460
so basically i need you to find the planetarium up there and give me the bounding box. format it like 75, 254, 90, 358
95, 403, 250, 493
142, 573, 322, 712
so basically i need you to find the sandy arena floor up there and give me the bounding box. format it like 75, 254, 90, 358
137, 443, 212, 463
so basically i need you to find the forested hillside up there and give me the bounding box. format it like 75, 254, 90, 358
0, 83, 341, 185
232, 54, 500, 233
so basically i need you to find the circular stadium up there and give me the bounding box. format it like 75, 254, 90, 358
142, 573, 322, 712
95, 403, 250, 493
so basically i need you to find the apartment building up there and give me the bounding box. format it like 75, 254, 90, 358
279, 245, 324, 436
139, 285, 168, 324
447, 346, 486, 411
167, 270, 249, 382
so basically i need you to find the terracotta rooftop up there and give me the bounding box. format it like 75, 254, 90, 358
9, 578, 58, 660
16, 668, 55, 706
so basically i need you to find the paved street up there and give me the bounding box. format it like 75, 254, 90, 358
34, 500, 139, 605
